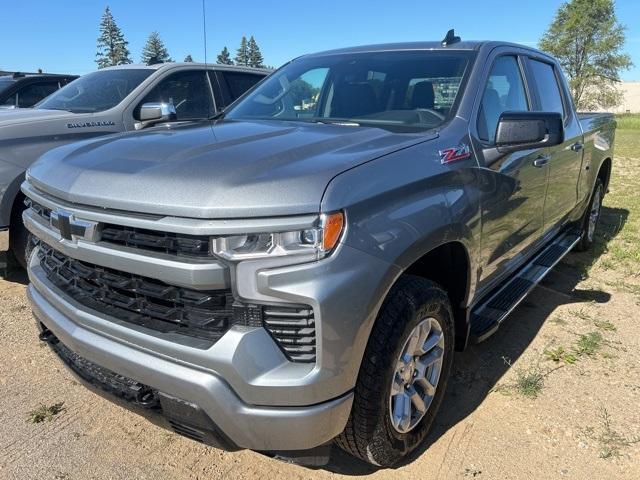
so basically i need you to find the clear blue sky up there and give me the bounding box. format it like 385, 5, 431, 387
1, 0, 639, 80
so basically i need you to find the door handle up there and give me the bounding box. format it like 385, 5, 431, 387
533, 155, 550, 167
571, 142, 583, 152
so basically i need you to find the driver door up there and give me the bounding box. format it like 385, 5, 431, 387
133, 70, 214, 124
471, 53, 549, 291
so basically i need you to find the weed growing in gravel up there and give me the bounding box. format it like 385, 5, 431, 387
593, 319, 617, 332
570, 308, 593, 322
27, 402, 65, 423
588, 407, 640, 459
497, 357, 546, 398
544, 346, 577, 364
551, 316, 567, 326
574, 332, 604, 357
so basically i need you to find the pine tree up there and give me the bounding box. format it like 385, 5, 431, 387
184, 54, 194, 62
141, 31, 173, 65
247, 36, 264, 68
234, 36, 249, 66
95, 6, 132, 69
216, 47, 233, 65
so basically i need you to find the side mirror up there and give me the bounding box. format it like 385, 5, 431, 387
135, 102, 177, 130
495, 111, 564, 153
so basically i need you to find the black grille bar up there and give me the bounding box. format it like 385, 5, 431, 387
26, 198, 211, 258
263, 306, 316, 363
37, 242, 240, 345
101, 225, 211, 257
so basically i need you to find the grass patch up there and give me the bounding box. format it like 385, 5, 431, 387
574, 331, 604, 357
615, 113, 640, 130
544, 346, 578, 364
27, 402, 65, 423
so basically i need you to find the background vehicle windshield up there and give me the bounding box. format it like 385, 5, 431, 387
36, 69, 153, 113
226, 50, 473, 130
0, 77, 15, 91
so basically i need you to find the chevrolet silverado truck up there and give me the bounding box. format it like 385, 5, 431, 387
22, 33, 615, 467
0, 63, 269, 268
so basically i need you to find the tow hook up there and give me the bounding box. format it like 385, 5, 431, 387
38, 326, 59, 345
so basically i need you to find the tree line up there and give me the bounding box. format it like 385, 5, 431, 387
96, 6, 267, 69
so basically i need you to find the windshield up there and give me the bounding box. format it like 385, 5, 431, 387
226, 50, 473, 131
36, 69, 153, 113
0, 77, 15, 92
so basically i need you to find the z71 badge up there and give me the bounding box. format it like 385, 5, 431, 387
439, 144, 472, 164
67, 121, 116, 129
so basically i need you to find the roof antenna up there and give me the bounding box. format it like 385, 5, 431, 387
442, 29, 461, 47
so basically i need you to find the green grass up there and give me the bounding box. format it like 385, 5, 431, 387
570, 129, 640, 282
27, 402, 65, 423
615, 113, 640, 130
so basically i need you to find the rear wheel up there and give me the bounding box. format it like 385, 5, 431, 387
575, 178, 604, 252
335, 276, 454, 467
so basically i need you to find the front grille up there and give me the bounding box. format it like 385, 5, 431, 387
101, 225, 210, 257
26, 197, 52, 221
37, 242, 243, 345
263, 306, 316, 363
26, 198, 211, 258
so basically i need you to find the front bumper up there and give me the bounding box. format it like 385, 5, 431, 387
29, 283, 353, 451
22, 182, 401, 450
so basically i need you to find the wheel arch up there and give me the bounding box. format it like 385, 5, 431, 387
402, 240, 472, 351
598, 157, 612, 193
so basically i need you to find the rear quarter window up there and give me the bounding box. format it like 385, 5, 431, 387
528, 59, 565, 116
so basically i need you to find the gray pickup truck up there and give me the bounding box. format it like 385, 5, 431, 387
0, 63, 269, 267
22, 34, 615, 467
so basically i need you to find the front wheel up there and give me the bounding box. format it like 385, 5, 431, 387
335, 276, 455, 467
574, 178, 604, 252
9, 205, 29, 270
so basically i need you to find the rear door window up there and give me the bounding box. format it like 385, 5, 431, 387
477, 56, 529, 143
528, 59, 565, 116
211, 71, 264, 107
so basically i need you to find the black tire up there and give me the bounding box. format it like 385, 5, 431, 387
574, 178, 604, 252
335, 275, 455, 467
9, 201, 29, 270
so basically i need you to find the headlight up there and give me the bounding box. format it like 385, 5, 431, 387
212, 211, 344, 261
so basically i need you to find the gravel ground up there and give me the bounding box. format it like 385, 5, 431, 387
1, 147, 639, 480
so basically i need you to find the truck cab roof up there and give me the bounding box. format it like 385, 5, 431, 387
304, 40, 551, 60
100, 62, 272, 75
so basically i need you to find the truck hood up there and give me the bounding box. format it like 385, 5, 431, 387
0, 108, 73, 127
28, 120, 436, 218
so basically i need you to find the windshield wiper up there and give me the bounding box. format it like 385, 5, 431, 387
310, 119, 360, 126
209, 109, 226, 121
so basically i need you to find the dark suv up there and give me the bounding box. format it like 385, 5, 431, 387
0, 72, 78, 109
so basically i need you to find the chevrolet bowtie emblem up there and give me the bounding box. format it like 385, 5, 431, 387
50, 210, 99, 242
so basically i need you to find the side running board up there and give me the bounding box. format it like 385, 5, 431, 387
469, 231, 581, 343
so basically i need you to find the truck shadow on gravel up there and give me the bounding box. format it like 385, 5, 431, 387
0, 251, 28, 285
319, 206, 628, 475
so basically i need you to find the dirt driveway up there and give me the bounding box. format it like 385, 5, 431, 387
1, 134, 639, 480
